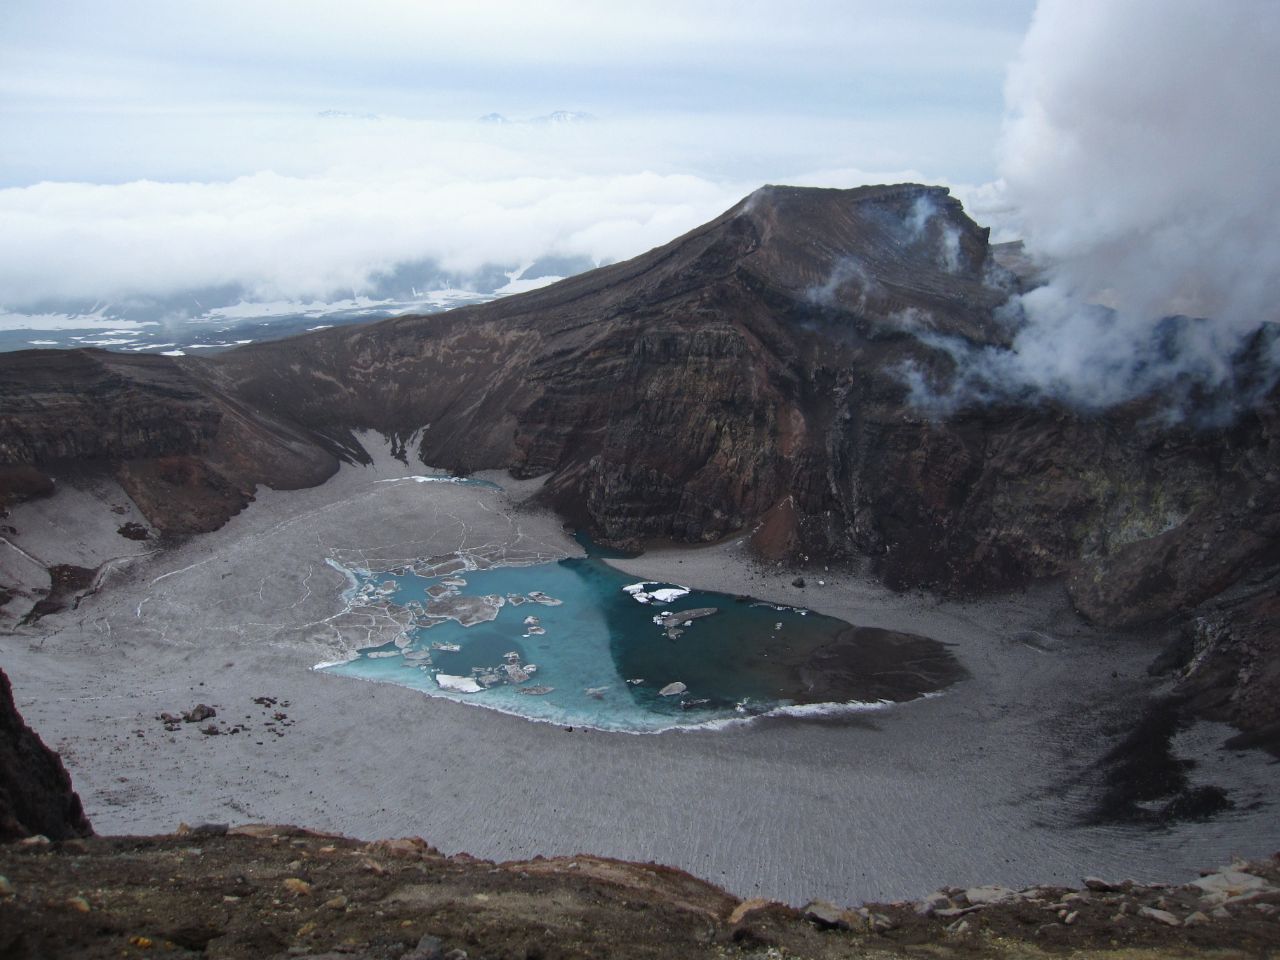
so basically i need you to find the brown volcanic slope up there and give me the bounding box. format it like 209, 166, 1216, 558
1, 183, 1278, 731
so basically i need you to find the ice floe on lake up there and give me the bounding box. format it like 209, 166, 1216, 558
623, 582, 691, 605
436, 673, 484, 693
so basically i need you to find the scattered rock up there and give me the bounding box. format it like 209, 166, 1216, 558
802, 899, 852, 930
658, 682, 687, 697
791, 577, 805, 588
117, 522, 149, 541
1190, 869, 1273, 904
282, 878, 313, 897
0, 875, 12, 896
183, 704, 216, 723
1138, 905, 1182, 926
727, 897, 774, 925
323, 894, 349, 910
67, 896, 91, 913
962, 884, 1017, 906
915, 891, 952, 916
868, 911, 898, 932
1083, 876, 1124, 892
1184, 910, 1212, 926
200, 724, 220, 736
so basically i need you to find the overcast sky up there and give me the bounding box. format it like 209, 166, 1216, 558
0, 1, 1037, 307
2, 2, 1032, 185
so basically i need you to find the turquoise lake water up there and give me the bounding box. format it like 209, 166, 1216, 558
319, 552, 960, 733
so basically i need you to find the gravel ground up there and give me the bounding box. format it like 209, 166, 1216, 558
2, 437, 1278, 906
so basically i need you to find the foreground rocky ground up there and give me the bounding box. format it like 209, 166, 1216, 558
1, 826, 1278, 960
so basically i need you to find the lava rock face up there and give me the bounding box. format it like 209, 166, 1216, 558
0, 349, 341, 535
0, 349, 219, 465
0, 668, 92, 842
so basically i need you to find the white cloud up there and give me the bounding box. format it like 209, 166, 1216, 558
0, 107, 1005, 309
0, 139, 747, 305
1001, 0, 1280, 329
0, 1, 1034, 314
913, 0, 1280, 421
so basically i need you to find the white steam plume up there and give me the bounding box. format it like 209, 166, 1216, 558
917, 0, 1280, 421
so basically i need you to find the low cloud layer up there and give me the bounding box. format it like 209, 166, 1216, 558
0, 129, 744, 307
917, 0, 1280, 421
0, 112, 959, 315
0, 2, 1028, 320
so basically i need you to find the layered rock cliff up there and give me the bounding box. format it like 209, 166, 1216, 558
0, 349, 341, 535
0, 183, 1276, 732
